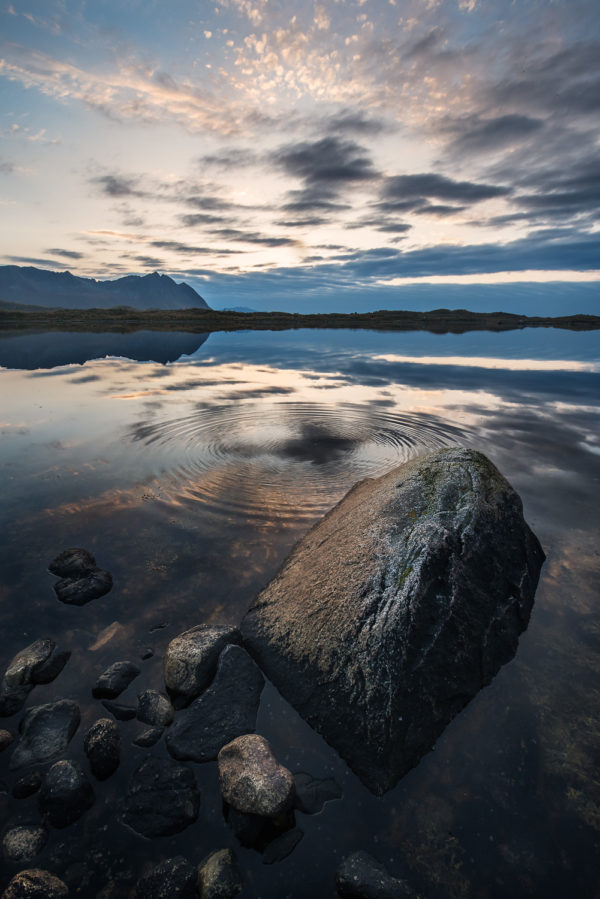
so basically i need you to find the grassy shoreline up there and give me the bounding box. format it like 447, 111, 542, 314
1, 306, 599, 334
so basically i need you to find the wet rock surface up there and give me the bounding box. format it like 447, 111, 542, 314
136, 689, 174, 727
2, 825, 49, 863
0, 640, 70, 717
335, 851, 416, 898
293, 772, 342, 814
132, 726, 163, 748
101, 700, 136, 721
197, 848, 243, 898
54, 568, 113, 606
1, 868, 68, 898
92, 660, 140, 699
135, 856, 197, 899
163, 624, 241, 708
12, 770, 42, 799
167, 644, 264, 763
242, 448, 545, 794
10, 700, 80, 770
122, 757, 200, 837
0, 729, 13, 751
83, 717, 120, 780
38, 759, 95, 828
218, 733, 295, 817
49, 547, 96, 577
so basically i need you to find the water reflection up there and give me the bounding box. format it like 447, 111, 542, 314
0, 327, 598, 897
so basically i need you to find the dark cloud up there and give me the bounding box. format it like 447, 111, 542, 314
45, 248, 84, 259
211, 228, 300, 248
180, 212, 232, 227
5, 255, 66, 268
198, 147, 260, 169
275, 217, 329, 228
405, 27, 446, 59
184, 195, 234, 210
381, 174, 511, 205
324, 110, 389, 136
150, 240, 237, 255
128, 255, 165, 267
0, 161, 14, 174
275, 136, 378, 185
93, 174, 147, 197
445, 114, 544, 155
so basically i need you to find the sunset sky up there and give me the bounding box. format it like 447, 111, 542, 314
1, 0, 599, 309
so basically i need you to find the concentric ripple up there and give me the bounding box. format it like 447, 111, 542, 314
129, 402, 467, 526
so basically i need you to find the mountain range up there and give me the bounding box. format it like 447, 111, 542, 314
0, 266, 209, 310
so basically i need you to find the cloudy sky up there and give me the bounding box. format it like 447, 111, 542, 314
1, 0, 599, 309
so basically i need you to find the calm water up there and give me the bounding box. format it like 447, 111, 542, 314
0, 327, 599, 898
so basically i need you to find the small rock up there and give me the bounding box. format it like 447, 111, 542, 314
38, 760, 95, 829
218, 734, 295, 818
101, 700, 136, 721
0, 729, 13, 751
0, 684, 31, 718
0, 640, 70, 717
83, 718, 120, 780
49, 548, 96, 577
54, 569, 112, 606
166, 645, 263, 763
140, 648, 154, 661
1, 868, 68, 898
293, 772, 342, 814
2, 825, 49, 863
31, 651, 71, 686
136, 857, 196, 899
133, 727, 163, 748
10, 700, 80, 770
197, 849, 242, 898
335, 851, 416, 898
4, 639, 58, 688
262, 828, 303, 865
12, 770, 43, 799
163, 624, 241, 708
92, 661, 140, 699
122, 757, 200, 838
137, 690, 174, 727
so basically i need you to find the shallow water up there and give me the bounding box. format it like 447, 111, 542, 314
0, 326, 599, 898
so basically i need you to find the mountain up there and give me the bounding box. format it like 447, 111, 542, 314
0, 266, 210, 310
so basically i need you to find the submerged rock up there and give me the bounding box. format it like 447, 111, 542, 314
1, 869, 68, 898
54, 569, 112, 606
10, 700, 80, 770
2, 825, 49, 863
122, 757, 200, 838
136, 689, 174, 727
0, 729, 13, 751
242, 448, 545, 794
101, 700, 136, 721
49, 548, 96, 577
136, 857, 196, 899
163, 624, 241, 708
12, 770, 42, 799
166, 644, 264, 763
218, 734, 295, 818
0, 639, 70, 717
92, 661, 140, 699
293, 772, 342, 814
83, 718, 120, 780
133, 726, 163, 748
197, 849, 242, 898
38, 760, 94, 829
335, 851, 416, 898
262, 828, 303, 865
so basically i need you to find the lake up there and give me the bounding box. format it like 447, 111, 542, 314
0, 325, 599, 898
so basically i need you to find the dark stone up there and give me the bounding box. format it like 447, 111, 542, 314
335, 851, 416, 898
10, 700, 80, 770
0, 729, 13, 751
163, 624, 242, 708
137, 690, 174, 727
31, 651, 71, 685
293, 772, 342, 814
122, 757, 200, 838
262, 828, 303, 865
0, 684, 31, 718
133, 727, 163, 748
0, 639, 70, 717
38, 759, 95, 829
166, 645, 263, 763
49, 547, 96, 577
54, 569, 112, 605
136, 857, 196, 899
2, 825, 49, 863
92, 661, 140, 699
12, 770, 43, 799
242, 448, 545, 794
83, 718, 120, 780
1, 869, 68, 898
218, 734, 295, 817
140, 648, 154, 661
101, 700, 136, 721
197, 849, 242, 898
225, 808, 268, 847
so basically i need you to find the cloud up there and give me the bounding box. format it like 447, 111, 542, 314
150, 240, 238, 255
46, 248, 84, 259
443, 114, 545, 155
93, 174, 148, 198
212, 228, 300, 247
275, 136, 378, 184
381, 173, 511, 205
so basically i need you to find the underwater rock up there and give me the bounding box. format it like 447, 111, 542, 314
12, 770, 42, 799
136, 689, 174, 727
38, 760, 95, 829
335, 851, 416, 898
197, 849, 242, 898
101, 700, 136, 721
136, 856, 196, 899
83, 718, 120, 780
293, 772, 342, 814
218, 733, 295, 818
166, 645, 263, 763
54, 569, 112, 606
262, 828, 304, 865
0, 729, 13, 751
92, 660, 140, 699
163, 624, 241, 708
2, 825, 49, 863
49, 548, 96, 577
122, 757, 200, 838
1, 868, 68, 898
0, 639, 70, 717
10, 700, 80, 770
133, 726, 163, 748
242, 448, 545, 794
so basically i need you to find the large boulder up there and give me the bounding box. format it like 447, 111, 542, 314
242, 448, 545, 794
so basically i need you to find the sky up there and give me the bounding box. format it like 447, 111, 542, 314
0, 0, 599, 311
